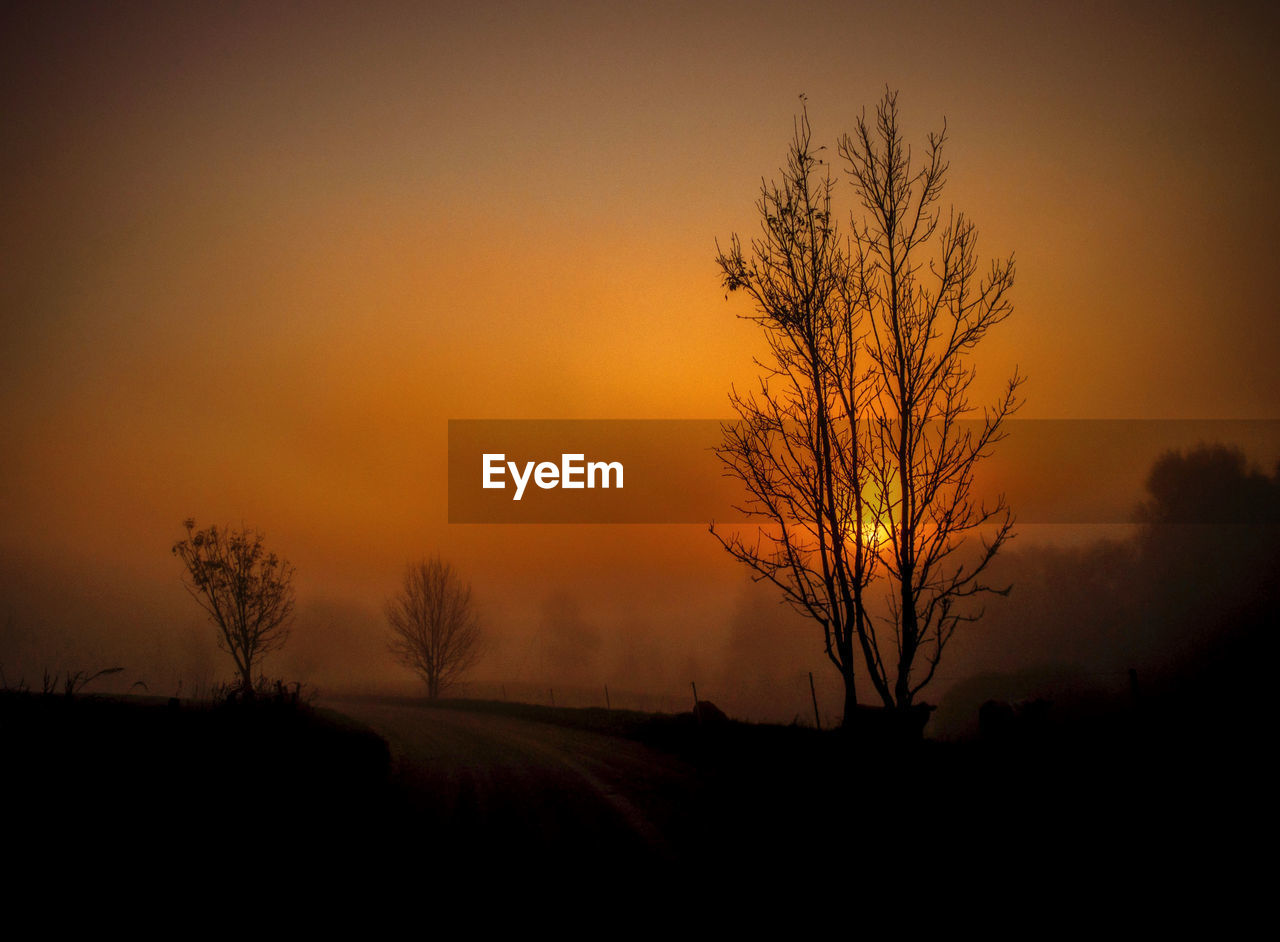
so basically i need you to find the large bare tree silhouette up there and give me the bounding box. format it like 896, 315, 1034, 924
713, 89, 1021, 726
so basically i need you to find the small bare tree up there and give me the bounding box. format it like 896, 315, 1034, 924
386, 558, 483, 699
172, 519, 296, 696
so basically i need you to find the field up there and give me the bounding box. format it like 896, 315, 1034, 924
5, 686, 1262, 899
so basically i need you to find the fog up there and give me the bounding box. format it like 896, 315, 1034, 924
4, 443, 1274, 741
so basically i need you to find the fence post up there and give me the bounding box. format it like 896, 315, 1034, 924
809, 671, 822, 730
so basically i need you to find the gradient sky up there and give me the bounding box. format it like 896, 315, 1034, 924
2, 1, 1277, 703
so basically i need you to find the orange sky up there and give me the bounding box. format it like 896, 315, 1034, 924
2, 1, 1278, 706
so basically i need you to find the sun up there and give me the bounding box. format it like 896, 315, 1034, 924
836, 482, 895, 551
837, 506, 891, 552
860, 517, 891, 550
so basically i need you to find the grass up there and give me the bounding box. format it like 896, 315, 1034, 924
6, 681, 1261, 891
3, 687, 392, 864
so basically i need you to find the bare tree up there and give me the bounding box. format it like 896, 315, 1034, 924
713, 89, 1022, 726
841, 90, 1023, 712
386, 558, 483, 699
172, 519, 296, 696
713, 100, 882, 725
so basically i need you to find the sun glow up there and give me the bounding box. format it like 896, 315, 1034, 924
859, 517, 891, 551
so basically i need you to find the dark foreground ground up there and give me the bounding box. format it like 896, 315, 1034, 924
3, 691, 390, 847
3, 689, 1267, 903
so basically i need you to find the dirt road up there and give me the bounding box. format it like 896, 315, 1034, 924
328, 701, 705, 873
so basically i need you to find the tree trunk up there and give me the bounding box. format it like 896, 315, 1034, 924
896, 560, 916, 708
841, 668, 858, 728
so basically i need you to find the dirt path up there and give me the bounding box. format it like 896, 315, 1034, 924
327, 701, 703, 872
